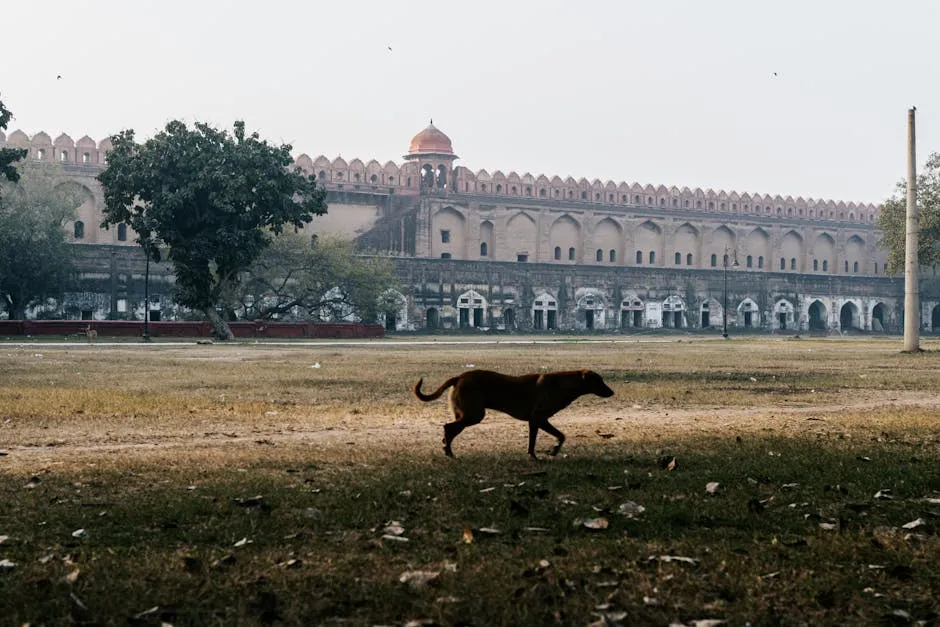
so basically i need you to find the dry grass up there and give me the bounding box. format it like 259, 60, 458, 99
0, 336, 939, 625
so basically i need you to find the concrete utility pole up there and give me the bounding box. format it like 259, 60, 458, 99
903, 107, 920, 352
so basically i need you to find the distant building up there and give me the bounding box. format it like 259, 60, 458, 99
2, 124, 938, 332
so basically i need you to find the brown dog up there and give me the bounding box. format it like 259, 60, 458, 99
414, 369, 614, 459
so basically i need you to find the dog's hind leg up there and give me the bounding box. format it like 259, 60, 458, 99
443, 406, 484, 458
539, 420, 566, 457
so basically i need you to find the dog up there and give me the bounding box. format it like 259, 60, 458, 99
414, 369, 614, 459
83, 325, 98, 340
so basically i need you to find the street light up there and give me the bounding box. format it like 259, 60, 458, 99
722, 246, 739, 338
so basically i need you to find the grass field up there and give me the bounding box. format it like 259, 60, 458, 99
1, 336, 939, 626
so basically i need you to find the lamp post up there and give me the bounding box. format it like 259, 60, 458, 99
722, 247, 739, 338
142, 248, 151, 342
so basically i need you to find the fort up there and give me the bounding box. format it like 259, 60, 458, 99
2, 123, 939, 333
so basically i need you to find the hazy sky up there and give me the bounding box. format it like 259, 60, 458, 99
2, 1, 937, 204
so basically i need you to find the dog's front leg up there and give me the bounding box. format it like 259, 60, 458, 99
527, 420, 541, 460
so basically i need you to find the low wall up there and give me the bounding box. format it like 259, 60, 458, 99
0, 320, 384, 340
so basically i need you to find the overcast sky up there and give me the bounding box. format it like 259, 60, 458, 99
1, 1, 937, 204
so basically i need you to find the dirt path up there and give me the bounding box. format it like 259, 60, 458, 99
3, 389, 937, 470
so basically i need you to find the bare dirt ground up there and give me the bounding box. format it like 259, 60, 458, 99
3, 341, 938, 469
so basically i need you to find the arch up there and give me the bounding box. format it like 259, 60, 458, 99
479, 220, 493, 258
744, 228, 771, 271
620, 292, 646, 329
871, 302, 888, 332
813, 233, 836, 274
779, 230, 803, 272
634, 220, 662, 266
549, 215, 582, 264
699, 297, 722, 329
774, 299, 795, 331
845, 234, 865, 275
737, 297, 760, 329
456, 290, 488, 329
431, 207, 467, 259
426, 307, 440, 329
379, 289, 408, 332
932, 304, 940, 332
506, 212, 537, 262
662, 295, 686, 329
576, 291, 606, 330
839, 301, 860, 331
532, 291, 558, 330
593, 217, 621, 265
808, 300, 828, 331
673, 223, 700, 268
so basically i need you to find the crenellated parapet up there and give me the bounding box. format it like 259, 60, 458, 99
1, 126, 882, 227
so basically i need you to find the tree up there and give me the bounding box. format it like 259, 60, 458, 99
0, 95, 28, 189
878, 152, 940, 273
98, 120, 327, 339
0, 165, 81, 319
231, 234, 400, 323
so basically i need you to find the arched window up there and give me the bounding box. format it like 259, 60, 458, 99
74, 221, 85, 239
568, 247, 576, 261
746, 255, 753, 268
609, 249, 616, 263
780, 258, 786, 270
36, 149, 45, 160
554, 246, 561, 260
596, 249, 603, 262
60, 150, 68, 162
480, 242, 488, 257
675, 252, 681, 265
82, 152, 91, 164
648, 251, 655, 264
686, 253, 693, 266
710, 254, 717, 267
874, 262, 878, 274
495, 184, 502, 193
581, 191, 587, 200
813, 259, 819, 271
636, 251, 643, 264
724, 254, 730, 267
117, 223, 127, 242
823, 259, 828, 271
844, 260, 849, 272
758, 256, 764, 269
370, 174, 378, 183
790, 257, 796, 270
853, 261, 859, 273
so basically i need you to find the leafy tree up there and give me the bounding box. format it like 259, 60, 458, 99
0, 95, 28, 189
0, 165, 81, 319
98, 120, 327, 339
231, 234, 400, 323
878, 152, 940, 273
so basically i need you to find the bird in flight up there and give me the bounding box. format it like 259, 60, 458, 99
56, 75, 62, 80
387, 45, 393, 51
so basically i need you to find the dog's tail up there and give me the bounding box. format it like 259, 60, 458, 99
414, 376, 459, 402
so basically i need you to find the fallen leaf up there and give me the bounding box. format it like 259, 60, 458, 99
705, 482, 720, 494
399, 570, 440, 590
524, 526, 549, 533
576, 517, 609, 530
461, 525, 474, 543
71, 528, 87, 539
657, 456, 677, 471
0, 559, 15, 569
819, 522, 837, 531
874, 489, 893, 500
381, 534, 410, 542
901, 518, 926, 530
617, 501, 646, 517
383, 522, 405, 536
65, 568, 80, 583
234, 495, 264, 507
0, 535, 8, 545
233, 537, 252, 547
479, 526, 501, 535
649, 555, 698, 565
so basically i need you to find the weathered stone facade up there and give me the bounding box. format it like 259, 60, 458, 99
2, 124, 939, 332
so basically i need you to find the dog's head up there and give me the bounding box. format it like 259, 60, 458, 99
581, 370, 615, 397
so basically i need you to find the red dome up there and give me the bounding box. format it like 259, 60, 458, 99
407, 122, 454, 156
